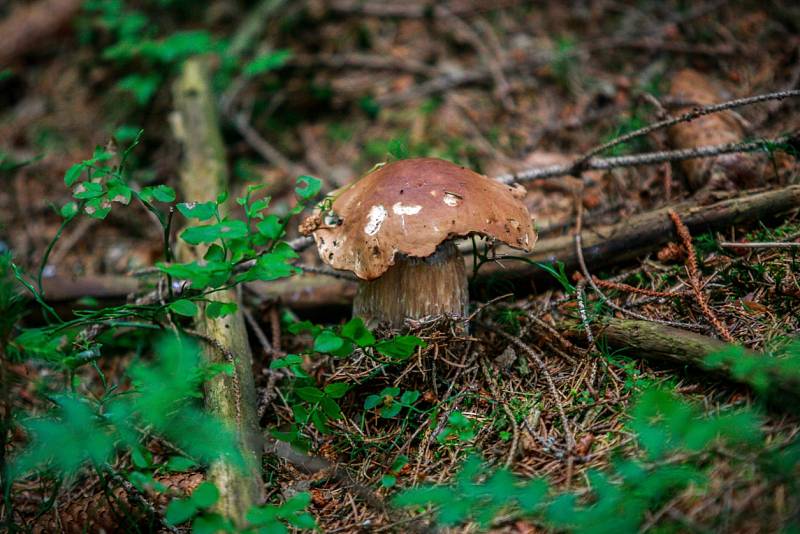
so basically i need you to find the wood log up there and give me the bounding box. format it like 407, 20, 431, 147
171, 57, 263, 525
597, 317, 799, 398
34, 185, 800, 311
479, 185, 800, 285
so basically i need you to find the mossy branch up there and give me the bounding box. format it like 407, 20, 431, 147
170, 57, 263, 525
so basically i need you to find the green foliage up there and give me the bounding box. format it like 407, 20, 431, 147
271, 317, 427, 448
704, 341, 800, 395
436, 411, 476, 444
165, 482, 316, 533
11, 335, 242, 479
364, 387, 420, 418
394, 385, 766, 532
5, 135, 327, 529
393, 455, 549, 528
243, 50, 293, 78
535, 260, 575, 293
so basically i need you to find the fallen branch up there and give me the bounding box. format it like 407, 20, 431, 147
35, 186, 800, 310
495, 135, 794, 184
171, 57, 263, 525
481, 185, 800, 282
596, 317, 800, 399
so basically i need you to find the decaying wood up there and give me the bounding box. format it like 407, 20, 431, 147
171, 58, 263, 525
597, 317, 799, 397
35, 185, 800, 310
667, 69, 766, 192
0, 0, 82, 68
40, 274, 139, 302
482, 184, 800, 283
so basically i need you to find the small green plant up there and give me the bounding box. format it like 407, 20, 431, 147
381, 455, 409, 489
394, 385, 765, 532
364, 388, 421, 419
4, 134, 326, 531
166, 483, 316, 533
437, 411, 476, 444
270, 317, 427, 448
10, 334, 242, 479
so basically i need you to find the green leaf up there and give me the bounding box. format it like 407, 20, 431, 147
83, 197, 112, 219
181, 220, 248, 245
117, 73, 161, 105
256, 215, 284, 240
106, 182, 133, 204
60, 202, 79, 219
64, 163, 85, 187
177, 201, 217, 221
390, 455, 409, 472
192, 513, 232, 534
341, 317, 375, 347
270, 354, 303, 369
204, 244, 226, 262
206, 301, 237, 318
157, 261, 231, 290
243, 49, 292, 77
131, 447, 152, 468
246, 505, 279, 525
324, 382, 350, 399
375, 335, 427, 360
295, 175, 321, 202
73, 182, 105, 199
388, 138, 409, 159
400, 390, 420, 405
381, 474, 397, 488
166, 456, 198, 472
364, 395, 382, 410
310, 409, 329, 433
169, 299, 198, 317
191, 482, 220, 508
320, 397, 343, 420
313, 330, 344, 353
165, 497, 197, 525
140, 184, 176, 203
381, 403, 403, 418
295, 386, 324, 403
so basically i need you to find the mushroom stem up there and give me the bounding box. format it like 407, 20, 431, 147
353, 241, 467, 329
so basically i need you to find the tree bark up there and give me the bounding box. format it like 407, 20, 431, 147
171, 57, 263, 525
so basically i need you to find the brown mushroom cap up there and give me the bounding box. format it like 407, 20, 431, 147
303, 157, 537, 280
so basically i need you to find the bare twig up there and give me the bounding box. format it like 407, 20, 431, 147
496, 135, 794, 184
592, 276, 687, 299
478, 321, 575, 452
228, 112, 309, 178
575, 89, 800, 165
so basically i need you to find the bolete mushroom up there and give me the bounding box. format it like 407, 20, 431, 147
300, 158, 537, 328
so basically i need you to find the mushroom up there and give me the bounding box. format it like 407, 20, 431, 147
301, 158, 537, 328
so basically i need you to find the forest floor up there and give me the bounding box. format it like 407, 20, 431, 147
2, 1, 800, 532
